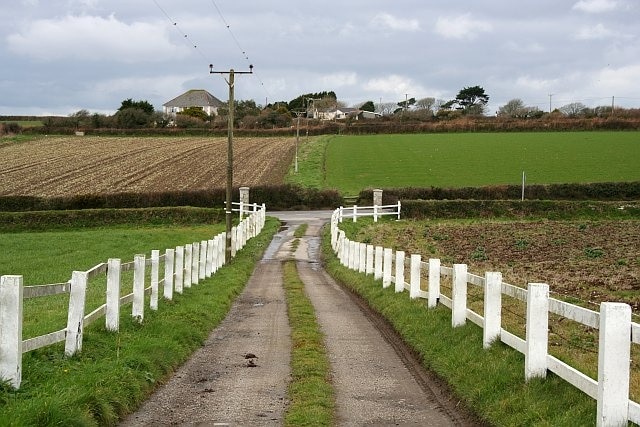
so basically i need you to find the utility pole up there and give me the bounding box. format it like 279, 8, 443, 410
209, 64, 253, 261
292, 111, 305, 173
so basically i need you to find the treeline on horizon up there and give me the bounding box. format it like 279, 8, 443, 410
2, 114, 640, 137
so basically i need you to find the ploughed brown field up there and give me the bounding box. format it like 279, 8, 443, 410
0, 136, 295, 196
354, 219, 640, 310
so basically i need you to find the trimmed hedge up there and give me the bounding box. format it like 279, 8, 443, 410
0, 185, 343, 212
400, 199, 640, 220
0, 207, 225, 232
360, 181, 640, 204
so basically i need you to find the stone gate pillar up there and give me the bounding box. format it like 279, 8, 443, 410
373, 189, 383, 206
239, 187, 250, 220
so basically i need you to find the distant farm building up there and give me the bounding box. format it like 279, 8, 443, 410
163, 89, 224, 117
315, 107, 381, 121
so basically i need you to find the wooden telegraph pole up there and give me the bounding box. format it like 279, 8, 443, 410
209, 64, 253, 261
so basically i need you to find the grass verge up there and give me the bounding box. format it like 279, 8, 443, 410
283, 260, 334, 426
0, 218, 279, 426
321, 226, 597, 426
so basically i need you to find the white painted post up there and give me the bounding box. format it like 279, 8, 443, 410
0, 275, 23, 389
164, 248, 174, 300
231, 227, 237, 258
351, 242, 360, 270
199, 240, 207, 280
184, 244, 192, 289
373, 205, 378, 222
597, 302, 631, 427
353, 205, 357, 222
174, 246, 184, 294
428, 258, 440, 308
150, 250, 159, 310
342, 238, 349, 267
382, 248, 393, 288
358, 243, 366, 273
339, 206, 344, 223
525, 283, 549, 380
409, 254, 421, 299
211, 239, 218, 275
452, 264, 468, 327
206, 239, 214, 277
395, 251, 405, 293
106, 259, 121, 331
65, 271, 88, 357
338, 235, 346, 266
220, 231, 230, 265
192, 242, 199, 285
349, 241, 357, 270
397, 201, 401, 220
366, 245, 374, 275
132, 254, 146, 322
374, 246, 383, 280
483, 272, 502, 348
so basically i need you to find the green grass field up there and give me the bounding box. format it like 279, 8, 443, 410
0, 120, 43, 128
323, 132, 640, 194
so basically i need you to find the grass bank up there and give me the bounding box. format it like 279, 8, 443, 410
321, 226, 596, 426
0, 218, 279, 426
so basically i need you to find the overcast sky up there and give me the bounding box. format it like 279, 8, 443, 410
2, 0, 639, 116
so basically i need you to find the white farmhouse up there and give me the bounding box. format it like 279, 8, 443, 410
163, 89, 224, 117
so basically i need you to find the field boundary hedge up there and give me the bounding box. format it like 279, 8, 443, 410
400, 199, 640, 220
0, 207, 225, 232
0, 185, 343, 212
360, 181, 640, 203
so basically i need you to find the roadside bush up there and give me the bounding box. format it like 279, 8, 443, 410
0, 185, 343, 212
400, 199, 640, 220
360, 181, 640, 203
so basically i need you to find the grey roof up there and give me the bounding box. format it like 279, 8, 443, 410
163, 89, 224, 108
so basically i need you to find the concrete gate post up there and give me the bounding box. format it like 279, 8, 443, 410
373, 189, 383, 207
239, 187, 250, 220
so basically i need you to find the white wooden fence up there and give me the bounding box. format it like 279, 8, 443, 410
329, 207, 636, 427
0, 205, 266, 389
338, 201, 401, 223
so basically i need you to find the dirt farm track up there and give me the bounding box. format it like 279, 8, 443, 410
0, 136, 295, 197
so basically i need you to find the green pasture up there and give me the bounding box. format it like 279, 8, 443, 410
0, 120, 43, 128
323, 132, 640, 194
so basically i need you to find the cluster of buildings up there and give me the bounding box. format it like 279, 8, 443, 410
162, 89, 381, 121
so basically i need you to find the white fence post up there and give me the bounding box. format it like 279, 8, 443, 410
597, 302, 631, 427
106, 259, 121, 331
350, 241, 358, 270
397, 201, 401, 220
339, 206, 344, 223
231, 227, 237, 258
409, 254, 421, 299
374, 246, 383, 280
164, 248, 174, 300
342, 238, 350, 267
0, 275, 23, 389
65, 271, 88, 357
525, 283, 549, 380
382, 248, 393, 288
174, 246, 184, 295
212, 238, 220, 274
150, 250, 159, 310
132, 254, 145, 322
206, 239, 214, 277
373, 205, 378, 222
358, 243, 366, 273
353, 205, 357, 222
366, 245, 374, 275
452, 264, 468, 327
395, 251, 405, 293
192, 242, 200, 285
184, 244, 192, 288
428, 258, 440, 308
483, 272, 502, 348
199, 240, 207, 280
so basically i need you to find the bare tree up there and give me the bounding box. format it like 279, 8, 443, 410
559, 102, 588, 117
415, 97, 436, 113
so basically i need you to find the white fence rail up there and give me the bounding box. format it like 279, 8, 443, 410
330, 207, 636, 427
0, 205, 266, 389
338, 201, 401, 223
